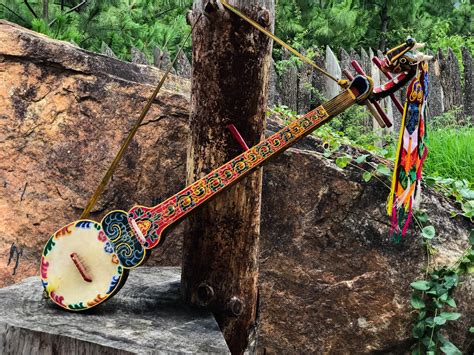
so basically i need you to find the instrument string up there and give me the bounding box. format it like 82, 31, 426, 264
80, 14, 203, 219
220, 0, 348, 89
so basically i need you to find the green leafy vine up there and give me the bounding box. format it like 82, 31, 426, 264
410, 230, 474, 354
268, 106, 474, 353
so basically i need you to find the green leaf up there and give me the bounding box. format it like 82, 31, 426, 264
421, 226, 436, 240
411, 294, 425, 309
469, 327, 474, 333
460, 188, 474, 200
434, 316, 447, 325
411, 280, 431, 291
425, 176, 436, 187
336, 156, 350, 168
412, 320, 425, 338
446, 297, 456, 308
469, 230, 474, 246
414, 210, 429, 223
440, 341, 462, 355
462, 201, 474, 215
422, 335, 435, 348
362, 171, 372, 182
436, 284, 449, 296
425, 317, 434, 327
355, 154, 370, 163
440, 312, 461, 321
444, 274, 458, 289
437, 333, 462, 355
376, 163, 391, 176
439, 178, 455, 185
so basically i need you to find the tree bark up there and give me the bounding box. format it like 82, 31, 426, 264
181, 1, 274, 353
378, 0, 389, 50
42, 0, 49, 23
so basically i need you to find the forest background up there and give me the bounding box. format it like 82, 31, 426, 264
1, 1, 473, 352
0, 0, 472, 184
1, 0, 471, 66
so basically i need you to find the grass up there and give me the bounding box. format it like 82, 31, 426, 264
423, 127, 474, 183
269, 106, 473, 184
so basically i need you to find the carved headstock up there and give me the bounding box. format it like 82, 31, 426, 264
381, 38, 433, 74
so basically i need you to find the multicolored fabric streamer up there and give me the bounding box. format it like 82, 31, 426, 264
387, 61, 429, 242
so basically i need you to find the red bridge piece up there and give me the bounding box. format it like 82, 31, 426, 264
227, 124, 250, 151
371, 57, 405, 115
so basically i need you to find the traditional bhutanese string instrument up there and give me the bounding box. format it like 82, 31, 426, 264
40, 2, 428, 311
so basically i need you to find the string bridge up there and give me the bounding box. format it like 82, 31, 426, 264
70, 252, 92, 282
130, 218, 148, 245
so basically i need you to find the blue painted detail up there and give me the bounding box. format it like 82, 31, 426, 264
107, 275, 120, 294
104, 241, 114, 254
101, 211, 145, 268
406, 103, 419, 134
76, 221, 93, 229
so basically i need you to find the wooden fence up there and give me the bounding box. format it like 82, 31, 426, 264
103, 42, 473, 130
269, 46, 473, 132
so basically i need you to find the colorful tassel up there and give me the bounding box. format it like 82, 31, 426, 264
387, 61, 429, 242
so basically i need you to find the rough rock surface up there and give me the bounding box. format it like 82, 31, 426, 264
310, 49, 327, 105
258, 146, 473, 353
0, 267, 229, 354
0, 20, 190, 287
1, 21, 473, 353
267, 58, 279, 107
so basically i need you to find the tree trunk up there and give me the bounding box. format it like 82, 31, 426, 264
378, 0, 389, 50
42, 0, 49, 23
181, 1, 274, 353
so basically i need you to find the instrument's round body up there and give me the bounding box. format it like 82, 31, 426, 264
41, 220, 127, 311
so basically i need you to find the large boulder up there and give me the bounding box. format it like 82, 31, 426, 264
0, 21, 472, 353
258, 140, 473, 353
0, 20, 190, 288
